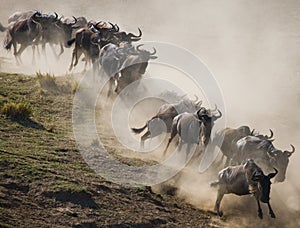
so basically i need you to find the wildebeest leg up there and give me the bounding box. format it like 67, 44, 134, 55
140, 130, 151, 148
256, 200, 263, 219
49, 43, 59, 59
32, 45, 36, 65
214, 189, 224, 217
58, 43, 64, 57
107, 77, 115, 98
41, 43, 47, 57
15, 44, 27, 65
185, 143, 192, 161
224, 156, 231, 168
163, 124, 178, 157
267, 202, 275, 218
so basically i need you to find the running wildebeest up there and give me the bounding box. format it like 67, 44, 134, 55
213, 127, 274, 167
163, 107, 222, 159
234, 136, 295, 182
4, 11, 58, 64
210, 159, 278, 219
131, 96, 203, 148
41, 16, 78, 58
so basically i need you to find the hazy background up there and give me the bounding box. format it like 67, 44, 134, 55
1, 0, 300, 227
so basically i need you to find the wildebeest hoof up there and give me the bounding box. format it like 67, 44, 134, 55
270, 213, 276, 218
258, 213, 263, 219
217, 211, 223, 217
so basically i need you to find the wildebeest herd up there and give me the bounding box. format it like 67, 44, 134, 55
0, 10, 296, 220
1, 10, 157, 96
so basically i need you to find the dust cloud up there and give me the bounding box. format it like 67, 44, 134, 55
1, 0, 300, 227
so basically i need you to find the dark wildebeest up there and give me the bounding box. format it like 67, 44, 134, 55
131, 97, 203, 148
99, 42, 135, 96
211, 159, 278, 219
4, 12, 58, 64
234, 136, 295, 182
214, 126, 273, 167
67, 22, 115, 73
163, 107, 222, 159
41, 16, 78, 58
114, 44, 157, 94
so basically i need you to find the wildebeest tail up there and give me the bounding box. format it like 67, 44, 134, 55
4, 32, 12, 50
0, 22, 6, 32
67, 38, 76, 46
131, 123, 147, 134
210, 180, 219, 187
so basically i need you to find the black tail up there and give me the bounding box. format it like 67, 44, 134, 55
210, 180, 219, 187
0, 22, 6, 32
131, 123, 147, 134
67, 38, 76, 46
4, 32, 12, 50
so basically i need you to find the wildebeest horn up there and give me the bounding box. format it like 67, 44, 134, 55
193, 95, 199, 103
71, 16, 77, 25
250, 128, 255, 135
268, 168, 278, 179
149, 47, 156, 55
213, 109, 222, 120
114, 23, 119, 32
95, 21, 102, 27
129, 28, 142, 38
267, 129, 273, 139
54, 12, 58, 20
285, 144, 295, 157
136, 44, 144, 52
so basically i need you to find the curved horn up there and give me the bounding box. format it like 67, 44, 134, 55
130, 28, 142, 38
149, 47, 156, 55
53, 12, 58, 20
136, 44, 144, 52
193, 95, 199, 103
114, 23, 119, 32
287, 144, 295, 154
213, 109, 222, 120
267, 129, 274, 139
71, 16, 77, 25
268, 168, 278, 179
250, 128, 255, 136
95, 21, 103, 27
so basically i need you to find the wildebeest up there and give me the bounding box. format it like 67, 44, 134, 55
114, 44, 157, 94
210, 159, 278, 219
41, 16, 78, 58
131, 97, 203, 148
4, 11, 58, 64
67, 22, 115, 73
234, 136, 295, 182
163, 107, 222, 158
7, 10, 35, 24
213, 126, 274, 167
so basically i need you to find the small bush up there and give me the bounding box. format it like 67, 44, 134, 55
36, 71, 58, 90
1, 102, 32, 120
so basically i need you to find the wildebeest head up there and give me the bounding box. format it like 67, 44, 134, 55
253, 129, 274, 140
130, 44, 157, 74
252, 168, 278, 203
32, 12, 58, 27
55, 16, 79, 45
267, 144, 295, 182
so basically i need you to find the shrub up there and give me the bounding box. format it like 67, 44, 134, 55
36, 71, 58, 90
1, 102, 32, 120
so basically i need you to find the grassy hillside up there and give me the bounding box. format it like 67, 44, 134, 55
0, 73, 220, 227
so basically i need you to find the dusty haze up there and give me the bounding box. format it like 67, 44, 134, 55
1, 0, 300, 227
